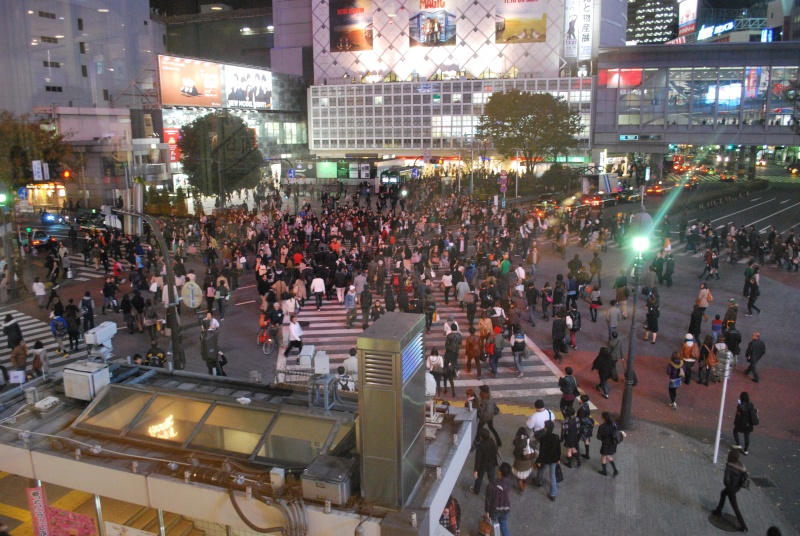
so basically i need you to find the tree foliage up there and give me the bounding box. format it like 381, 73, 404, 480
0, 111, 73, 189
177, 113, 263, 200
478, 90, 582, 178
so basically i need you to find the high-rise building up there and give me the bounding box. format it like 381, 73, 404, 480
626, 0, 679, 44
0, 0, 165, 115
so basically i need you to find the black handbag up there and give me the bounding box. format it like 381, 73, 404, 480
555, 464, 564, 483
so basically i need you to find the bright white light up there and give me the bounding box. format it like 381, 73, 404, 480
632, 236, 649, 252
98, 8, 109, 13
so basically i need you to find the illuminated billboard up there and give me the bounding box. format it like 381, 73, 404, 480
678, 0, 698, 36
159, 56, 273, 109
409, 0, 459, 47
329, 0, 373, 52
495, 0, 547, 44
158, 56, 222, 107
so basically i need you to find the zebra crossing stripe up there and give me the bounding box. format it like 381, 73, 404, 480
0, 307, 91, 370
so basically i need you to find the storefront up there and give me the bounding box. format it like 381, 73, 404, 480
24, 182, 67, 211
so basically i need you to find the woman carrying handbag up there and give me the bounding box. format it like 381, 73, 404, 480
511, 427, 536, 492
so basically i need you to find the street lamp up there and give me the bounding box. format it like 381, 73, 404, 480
619, 234, 648, 430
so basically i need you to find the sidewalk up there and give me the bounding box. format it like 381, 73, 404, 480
452, 406, 792, 535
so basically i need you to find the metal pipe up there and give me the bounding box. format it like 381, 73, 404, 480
94, 494, 106, 536
157, 509, 167, 536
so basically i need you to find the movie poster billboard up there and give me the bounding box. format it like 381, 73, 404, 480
330, 0, 374, 52
158, 56, 222, 107
409, 0, 458, 47
564, 0, 578, 57
678, 0, 698, 36
495, 0, 547, 44
223, 66, 272, 110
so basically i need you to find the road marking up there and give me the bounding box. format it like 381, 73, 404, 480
237, 284, 256, 289
750, 197, 762, 202
235, 300, 256, 306
744, 201, 800, 228
0, 502, 31, 522
709, 198, 776, 224
780, 199, 790, 204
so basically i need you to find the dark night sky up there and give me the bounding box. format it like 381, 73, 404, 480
150, 0, 271, 17
703, 0, 767, 9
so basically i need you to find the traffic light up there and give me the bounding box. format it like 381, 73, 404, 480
62, 170, 71, 179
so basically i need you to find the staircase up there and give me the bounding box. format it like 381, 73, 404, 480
73, 496, 205, 536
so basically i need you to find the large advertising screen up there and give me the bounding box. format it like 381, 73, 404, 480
158, 56, 222, 107
678, 0, 698, 36
495, 0, 547, 44
409, 0, 459, 47
160, 56, 273, 110
329, 0, 374, 52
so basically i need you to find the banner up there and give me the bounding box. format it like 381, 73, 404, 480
329, 0, 374, 52
409, 0, 458, 47
48, 508, 97, 536
105, 522, 155, 536
678, 0, 698, 36
223, 66, 272, 110
163, 128, 181, 163
577, 0, 593, 60
564, 0, 578, 58
495, 0, 547, 44
27, 487, 51, 536
158, 56, 222, 107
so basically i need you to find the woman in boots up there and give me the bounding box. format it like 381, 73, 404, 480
712, 449, 749, 532
596, 411, 620, 476
577, 394, 594, 460
511, 427, 535, 492
561, 406, 582, 468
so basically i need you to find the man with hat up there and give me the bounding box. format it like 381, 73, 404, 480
723, 298, 738, 334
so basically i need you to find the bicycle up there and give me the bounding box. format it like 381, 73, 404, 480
258, 324, 279, 355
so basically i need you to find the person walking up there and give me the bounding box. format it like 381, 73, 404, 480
643, 293, 660, 344
310, 273, 326, 310
743, 332, 766, 383
484, 462, 513, 536
510, 332, 525, 378
470, 428, 498, 495
577, 394, 594, 460
489, 325, 505, 377
477, 385, 503, 446
48, 312, 69, 357
607, 331, 623, 382
666, 352, 685, 410
591, 346, 614, 399
426, 348, 445, 396
511, 427, 536, 491
605, 300, 622, 341
551, 312, 567, 363
697, 282, 714, 321
744, 278, 760, 316
533, 420, 561, 501
3, 314, 23, 350
711, 449, 750, 532
698, 335, 719, 386
32, 277, 47, 309
526, 399, 555, 441
733, 391, 757, 455
561, 406, 582, 468
613, 271, 629, 319
557, 366, 579, 415
284, 315, 303, 357
344, 285, 358, 328
80, 291, 95, 333
679, 333, 700, 384
423, 288, 436, 333
567, 303, 581, 349
596, 411, 621, 476
465, 327, 482, 379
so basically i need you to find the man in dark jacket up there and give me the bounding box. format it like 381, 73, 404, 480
533, 420, 561, 500
360, 287, 372, 330
485, 462, 512, 535
551, 312, 567, 362
470, 428, 498, 495
744, 332, 766, 383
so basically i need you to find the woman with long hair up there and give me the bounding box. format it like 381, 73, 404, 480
511, 427, 535, 491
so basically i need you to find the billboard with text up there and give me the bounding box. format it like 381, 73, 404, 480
495, 0, 547, 44
678, 0, 698, 36
409, 0, 459, 47
330, 0, 374, 52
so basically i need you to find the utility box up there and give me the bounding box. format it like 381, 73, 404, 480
63, 361, 110, 401
301, 455, 356, 506
357, 312, 426, 509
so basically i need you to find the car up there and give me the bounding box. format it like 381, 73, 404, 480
719, 173, 737, 182
682, 176, 699, 190
756, 158, 767, 166
582, 194, 617, 208
74, 213, 107, 232
645, 182, 674, 196
537, 192, 565, 205
618, 188, 643, 203
787, 162, 800, 175
40, 211, 64, 225
20, 230, 56, 250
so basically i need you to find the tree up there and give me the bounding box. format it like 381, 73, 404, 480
478, 90, 582, 181
177, 113, 263, 201
0, 111, 73, 189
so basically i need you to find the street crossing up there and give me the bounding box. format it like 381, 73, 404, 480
288, 286, 564, 401
0, 306, 91, 377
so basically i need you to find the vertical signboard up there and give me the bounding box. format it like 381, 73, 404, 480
32, 160, 44, 181
678, 0, 698, 37
564, 0, 578, 58
163, 128, 181, 163
27, 487, 51, 536
494, 0, 547, 44
329, 0, 374, 52
578, 0, 593, 60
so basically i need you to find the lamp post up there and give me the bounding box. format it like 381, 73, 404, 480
620, 209, 652, 430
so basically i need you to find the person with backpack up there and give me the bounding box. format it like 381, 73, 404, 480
596, 411, 620, 477
216, 281, 230, 320
510, 332, 526, 379
733, 391, 758, 456
577, 394, 594, 460
567, 303, 581, 350
711, 449, 750, 532
463, 285, 478, 328
49, 312, 69, 357
477, 385, 503, 447
489, 325, 505, 377
80, 291, 95, 333
423, 288, 436, 333
551, 311, 568, 363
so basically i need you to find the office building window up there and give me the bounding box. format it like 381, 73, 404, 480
41, 36, 58, 43
82, 65, 88, 77
691, 68, 718, 126
79, 42, 86, 54
39, 11, 56, 19
717, 68, 743, 125
45, 86, 63, 92
77, 18, 84, 30
743, 66, 768, 125
768, 66, 798, 126
103, 89, 109, 101
667, 68, 691, 125
43, 61, 61, 68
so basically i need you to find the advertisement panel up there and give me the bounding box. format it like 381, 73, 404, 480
329, 0, 374, 52
564, 0, 579, 57
27, 487, 51, 536
223, 66, 272, 109
409, 0, 459, 47
678, 0, 698, 36
495, 0, 547, 44
577, 0, 593, 60
158, 56, 222, 107
163, 128, 181, 163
